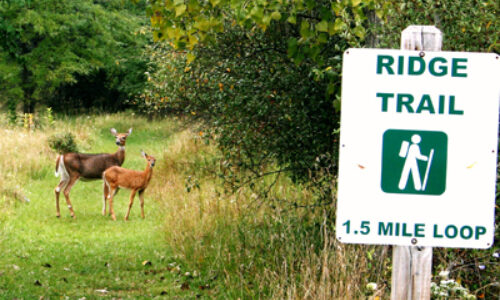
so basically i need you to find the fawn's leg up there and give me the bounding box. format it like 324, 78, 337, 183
124, 189, 137, 221
139, 190, 145, 219
108, 186, 117, 221
102, 181, 109, 216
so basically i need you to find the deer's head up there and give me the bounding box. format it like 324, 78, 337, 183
141, 151, 156, 168
111, 128, 132, 147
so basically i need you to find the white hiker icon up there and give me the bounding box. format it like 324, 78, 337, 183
398, 134, 434, 191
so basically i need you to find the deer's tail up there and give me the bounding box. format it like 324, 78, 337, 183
55, 155, 69, 181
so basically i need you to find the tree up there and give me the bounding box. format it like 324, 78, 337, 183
0, 0, 148, 115
135, 0, 386, 205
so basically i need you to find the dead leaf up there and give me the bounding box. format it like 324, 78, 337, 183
180, 282, 190, 290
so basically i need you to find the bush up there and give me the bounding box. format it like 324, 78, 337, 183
47, 132, 78, 154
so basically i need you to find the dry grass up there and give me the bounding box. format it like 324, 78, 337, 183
152, 125, 391, 299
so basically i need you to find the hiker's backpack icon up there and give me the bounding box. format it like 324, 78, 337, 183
381, 129, 447, 195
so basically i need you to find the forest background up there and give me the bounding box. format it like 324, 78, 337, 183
0, 0, 498, 298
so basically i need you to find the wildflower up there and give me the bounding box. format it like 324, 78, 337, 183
366, 282, 377, 291
439, 291, 449, 297
438, 270, 450, 279
478, 265, 485, 270
440, 279, 455, 287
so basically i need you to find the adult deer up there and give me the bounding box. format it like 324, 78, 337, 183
54, 128, 132, 218
103, 151, 156, 221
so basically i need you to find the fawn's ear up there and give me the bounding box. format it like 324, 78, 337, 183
127, 128, 132, 136
110, 128, 118, 136
141, 150, 146, 158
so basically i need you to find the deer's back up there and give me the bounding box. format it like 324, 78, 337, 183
64, 152, 122, 179
104, 166, 152, 190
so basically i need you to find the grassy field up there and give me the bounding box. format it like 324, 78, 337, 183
0, 114, 196, 298
0, 113, 381, 299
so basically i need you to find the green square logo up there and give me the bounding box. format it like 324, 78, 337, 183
381, 129, 447, 195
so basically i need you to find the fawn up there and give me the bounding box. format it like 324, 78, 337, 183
102, 151, 156, 221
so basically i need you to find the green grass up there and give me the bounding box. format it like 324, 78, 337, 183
0, 113, 196, 299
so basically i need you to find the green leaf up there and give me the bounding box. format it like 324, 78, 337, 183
315, 20, 329, 32
186, 52, 196, 63
287, 15, 296, 24
209, 0, 221, 7
331, 18, 345, 34
175, 4, 187, 17
270, 11, 281, 21
250, 6, 264, 21
351, 0, 362, 7
287, 37, 298, 58
352, 25, 366, 39
327, 83, 335, 95
333, 97, 341, 112
194, 19, 211, 31
300, 20, 312, 39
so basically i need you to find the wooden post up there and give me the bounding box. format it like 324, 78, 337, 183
391, 25, 443, 300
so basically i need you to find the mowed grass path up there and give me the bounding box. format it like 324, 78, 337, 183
0, 115, 189, 298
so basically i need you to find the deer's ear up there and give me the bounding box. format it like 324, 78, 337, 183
110, 128, 118, 136
127, 128, 132, 135
141, 150, 146, 158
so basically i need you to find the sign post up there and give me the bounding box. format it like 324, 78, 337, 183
393, 26, 441, 300
336, 25, 500, 299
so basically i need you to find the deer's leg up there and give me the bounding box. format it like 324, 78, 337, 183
108, 186, 117, 221
63, 175, 79, 218
139, 190, 145, 219
124, 189, 137, 221
54, 179, 68, 218
102, 181, 109, 216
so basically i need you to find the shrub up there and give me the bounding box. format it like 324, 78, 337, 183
47, 132, 78, 154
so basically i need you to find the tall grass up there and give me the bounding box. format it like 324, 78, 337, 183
155, 126, 390, 299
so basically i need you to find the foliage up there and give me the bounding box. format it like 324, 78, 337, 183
374, 0, 499, 52
137, 0, 390, 207
0, 0, 148, 115
47, 132, 78, 154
